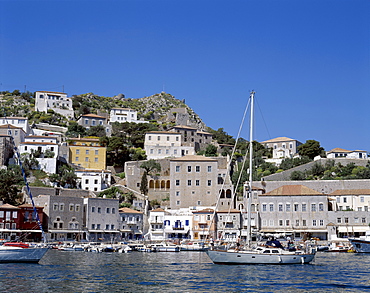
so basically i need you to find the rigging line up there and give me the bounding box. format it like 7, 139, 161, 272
207, 96, 251, 241
255, 97, 271, 140
2, 112, 47, 243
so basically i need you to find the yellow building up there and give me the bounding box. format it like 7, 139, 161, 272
68, 137, 106, 170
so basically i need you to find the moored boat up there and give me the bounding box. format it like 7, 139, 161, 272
349, 230, 370, 253
0, 242, 48, 263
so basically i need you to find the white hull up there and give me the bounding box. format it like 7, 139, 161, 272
0, 247, 49, 263
206, 249, 315, 264
155, 246, 180, 252
349, 238, 370, 253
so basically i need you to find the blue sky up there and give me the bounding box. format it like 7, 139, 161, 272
1, 0, 369, 152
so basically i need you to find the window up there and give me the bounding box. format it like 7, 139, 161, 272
112, 208, 115, 214
362, 217, 366, 223
175, 166, 180, 172
294, 204, 299, 212
69, 204, 74, 211
148, 136, 151, 140
75, 205, 80, 212
344, 217, 348, 223
319, 203, 324, 211
97, 224, 101, 229
343, 197, 347, 203
188, 166, 192, 172
12, 211, 17, 218
279, 220, 283, 226
286, 220, 290, 226
269, 219, 274, 226
278, 204, 283, 212
106, 208, 110, 213
302, 220, 307, 226
157, 136, 160, 141
106, 224, 109, 230
94, 179, 98, 184
197, 200, 201, 205
176, 191, 180, 196
95, 150, 99, 155
196, 166, 200, 172
85, 179, 89, 184
312, 220, 317, 226
207, 180, 212, 186
75, 157, 79, 161
319, 219, 324, 226
295, 219, 299, 226
302, 204, 307, 212
195, 180, 200, 186
98, 207, 101, 213
187, 180, 191, 186
311, 204, 316, 212
60, 204, 64, 211
86, 150, 89, 155
53, 204, 58, 211
262, 204, 267, 212
286, 204, 291, 212
207, 166, 212, 172
269, 204, 274, 212
92, 207, 95, 212
76, 149, 80, 154
85, 157, 89, 162
337, 218, 342, 223
95, 158, 98, 162
176, 201, 180, 205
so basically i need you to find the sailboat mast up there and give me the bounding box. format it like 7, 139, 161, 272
246, 91, 255, 245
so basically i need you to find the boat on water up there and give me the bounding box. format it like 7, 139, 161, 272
206, 91, 316, 265
324, 241, 351, 253
180, 241, 208, 251
349, 230, 370, 253
150, 242, 180, 252
0, 242, 48, 263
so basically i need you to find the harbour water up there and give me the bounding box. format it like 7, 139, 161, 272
1, 250, 370, 292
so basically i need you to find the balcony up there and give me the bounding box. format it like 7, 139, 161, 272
172, 226, 184, 230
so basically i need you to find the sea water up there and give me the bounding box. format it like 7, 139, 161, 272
1, 250, 370, 292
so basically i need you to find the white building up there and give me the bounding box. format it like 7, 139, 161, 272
84, 197, 120, 242
147, 208, 166, 241
144, 131, 195, 160
109, 108, 146, 124
163, 213, 192, 240
35, 91, 74, 118
75, 169, 111, 192
0, 117, 31, 135
19, 136, 59, 174
326, 148, 368, 160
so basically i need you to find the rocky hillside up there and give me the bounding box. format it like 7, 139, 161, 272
0, 90, 207, 130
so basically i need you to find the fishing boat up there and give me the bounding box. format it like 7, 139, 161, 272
206, 91, 316, 265
150, 242, 180, 252
349, 230, 370, 253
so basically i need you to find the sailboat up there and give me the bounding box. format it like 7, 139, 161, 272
0, 129, 49, 263
206, 91, 316, 264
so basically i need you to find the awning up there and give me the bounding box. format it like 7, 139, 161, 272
48, 230, 82, 233
88, 230, 120, 233
338, 226, 369, 233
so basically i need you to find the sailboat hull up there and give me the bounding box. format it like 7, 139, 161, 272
206, 249, 315, 265
0, 247, 49, 263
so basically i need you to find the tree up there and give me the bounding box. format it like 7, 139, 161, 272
140, 159, 161, 175
139, 160, 161, 196
298, 140, 325, 160
0, 169, 23, 205
87, 125, 106, 137
198, 144, 218, 157
140, 171, 149, 196
290, 170, 306, 180
66, 121, 87, 137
